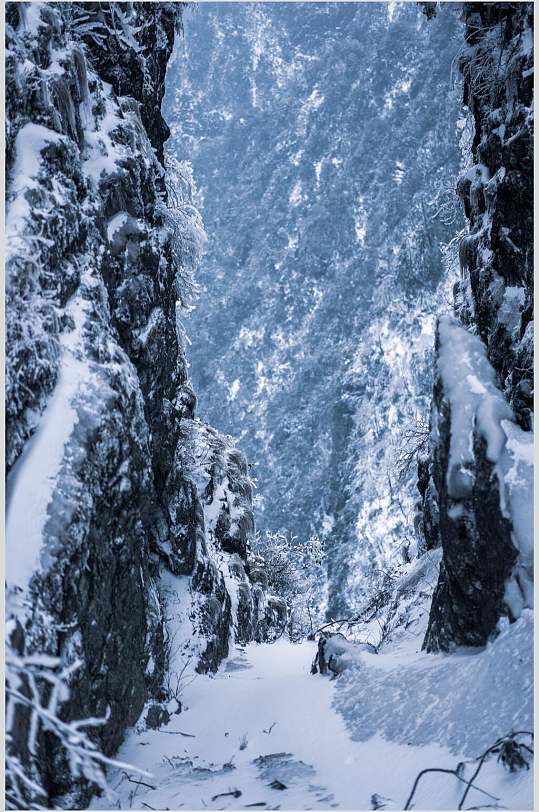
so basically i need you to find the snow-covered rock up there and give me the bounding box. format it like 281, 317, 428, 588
455, 3, 533, 430
421, 3, 533, 652
5, 4, 281, 806
422, 316, 533, 651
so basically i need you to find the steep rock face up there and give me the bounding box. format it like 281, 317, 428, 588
422, 3, 533, 652
456, 2, 533, 428
5, 4, 279, 806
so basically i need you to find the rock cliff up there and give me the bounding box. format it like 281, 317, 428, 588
5, 4, 280, 806
421, 2, 533, 651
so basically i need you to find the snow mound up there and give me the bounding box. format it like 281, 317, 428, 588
334, 609, 533, 759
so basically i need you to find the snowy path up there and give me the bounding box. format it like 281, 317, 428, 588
5, 292, 90, 615
91, 638, 532, 811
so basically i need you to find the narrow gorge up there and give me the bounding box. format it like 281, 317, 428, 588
4, 3, 533, 811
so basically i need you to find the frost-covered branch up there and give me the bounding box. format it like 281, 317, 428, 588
6, 647, 151, 809
158, 153, 207, 306
402, 731, 533, 810
251, 530, 327, 639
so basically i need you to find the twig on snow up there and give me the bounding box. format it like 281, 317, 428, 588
121, 772, 157, 791
211, 790, 242, 802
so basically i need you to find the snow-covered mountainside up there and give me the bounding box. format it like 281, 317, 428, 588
5, 4, 282, 807
4, 2, 533, 810
164, 2, 465, 616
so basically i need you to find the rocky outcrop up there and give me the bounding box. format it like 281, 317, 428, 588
455, 2, 533, 429
422, 317, 532, 651
5, 4, 281, 807
173, 419, 287, 671
421, 3, 533, 652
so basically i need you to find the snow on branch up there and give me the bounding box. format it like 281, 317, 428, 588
6, 645, 152, 810
402, 731, 533, 810
158, 153, 207, 307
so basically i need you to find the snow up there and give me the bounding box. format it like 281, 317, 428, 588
19, 2, 46, 34
289, 180, 302, 207
5, 291, 90, 614
9, 123, 64, 192
160, 569, 206, 672
499, 419, 534, 615
82, 87, 125, 184
136, 308, 164, 348
336, 610, 532, 756
502, 419, 533, 562
6, 123, 66, 260
91, 625, 532, 811
497, 285, 526, 338
228, 379, 241, 402
438, 315, 515, 496
106, 211, 129, 242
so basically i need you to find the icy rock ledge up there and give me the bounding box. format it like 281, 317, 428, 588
421, 315, 533, 651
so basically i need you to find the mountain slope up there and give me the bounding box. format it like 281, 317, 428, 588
164, 2, 464, 616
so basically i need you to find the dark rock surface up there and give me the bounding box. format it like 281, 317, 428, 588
146, 704, 171, 731
455, 2, 533, 429
5, 4, 282, 806
421, 3, 533, 652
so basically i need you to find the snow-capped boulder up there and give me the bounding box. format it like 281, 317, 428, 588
312, 632, 369, 676
423, 317, 532, 651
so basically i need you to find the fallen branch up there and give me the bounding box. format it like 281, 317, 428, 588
404, 766, 500, 810
160, 730, 196, 737
403, 731, 533, 810
211, 790, 242, 802
121, 772, 157, 791
458, 732, 533, 810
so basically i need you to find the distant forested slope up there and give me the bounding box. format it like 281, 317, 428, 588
164, 2, 464, 615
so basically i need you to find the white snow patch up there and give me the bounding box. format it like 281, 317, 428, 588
289, 180, 302, 207
106, 211, 129, 242
438, 315, 513, 498
19, 2, 46, 34
227, 379, 241, 402
321, 513, 335, 536
297, 87, 324, 136
82, 85, 130, 185
6, 291, 90, 613
6, 123, 66, 260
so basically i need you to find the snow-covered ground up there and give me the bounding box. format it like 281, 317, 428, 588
92, 625, 533, 811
